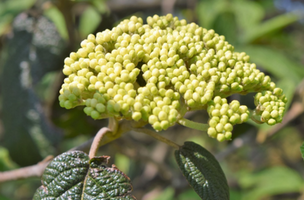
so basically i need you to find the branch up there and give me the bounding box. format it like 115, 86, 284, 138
0, 156, 53, 183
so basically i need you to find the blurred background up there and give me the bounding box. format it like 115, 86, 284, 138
0, 0, 304, 199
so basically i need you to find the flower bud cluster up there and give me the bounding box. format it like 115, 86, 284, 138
59, 14, 287, 141
207, 96, 249, 141
254, 87, 287, 125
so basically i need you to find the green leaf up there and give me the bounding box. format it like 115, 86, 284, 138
196, 0, 228, 29
33, 151, 136, 199
79, 5, 102, 37
238, 45, 304, 84
240, 12, 300, 44
151, 187, 175, 200
177, 189, 200, 200
232, 1, 264, 32
239, 167, 304, 200
213, 11, 237, 45
300, 142, 304, 160
91, 0, 108, 14
0, 0, 36, 36
44, 5, 68, 40
0, 13, 65, 166
115, 153, 130, 175
0, 146, 18, 171
0, 14, 13, 36
175, 141, 229, 200
0, 0, 35, 16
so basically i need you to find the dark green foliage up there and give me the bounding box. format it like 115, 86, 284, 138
0, 12, 65, 166
175, 142, 229, 200
33, 151, 136, 200
301, 142, 304, 160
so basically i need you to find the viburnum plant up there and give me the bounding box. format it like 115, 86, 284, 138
34, 14, 287, 199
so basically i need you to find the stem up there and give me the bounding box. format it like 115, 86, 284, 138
88, 127, 111, 159
133, 128, 180, 149
108, 117, 118, 134
178, 118, 209, 131
0, 156, 53, 183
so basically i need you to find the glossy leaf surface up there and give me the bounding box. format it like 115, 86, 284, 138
175, 142, 229, 200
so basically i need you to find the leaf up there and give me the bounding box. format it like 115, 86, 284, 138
115, 153, 131, 174
240, 12, 300, 44
152, 187, 175, 200
177, 189, 200, 200
196, 0, 228, 29
44, 5, 68, 40
213, 11, 237, 45
300, 142, 304, 160
0, 13, 65, 166
232, 1, 264, 32
238, 45, 304, 84
175, 141, 229, 200
238, 167, 304, 200
0, 0, 36, 36
0, 0, 35, 16
33, 151, 136, 200
91, 0, 108, 14
0, 146, 18, 171
79, 5, 102, 38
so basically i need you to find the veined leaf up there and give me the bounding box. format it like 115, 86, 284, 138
33, 151, 136, 199
175, 142, 229, 200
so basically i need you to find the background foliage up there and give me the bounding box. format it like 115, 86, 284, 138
0, 0, 304, 199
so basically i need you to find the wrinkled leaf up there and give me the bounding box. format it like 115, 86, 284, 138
33, 151, 136, 200
0, 13, 65, 166
175, 141, 229, 200
239, 167, 304, 200
238, 45, 304, 84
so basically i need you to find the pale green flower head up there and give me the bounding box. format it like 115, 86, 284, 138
59, 14, 287, 141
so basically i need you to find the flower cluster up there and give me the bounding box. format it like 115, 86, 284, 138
59, 14, 287, 141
